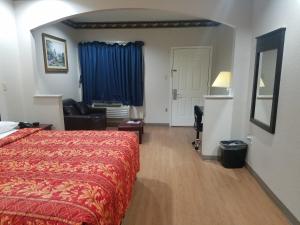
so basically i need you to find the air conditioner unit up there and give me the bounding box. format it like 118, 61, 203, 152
92, 102, 130, 126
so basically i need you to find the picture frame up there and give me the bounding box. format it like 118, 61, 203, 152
42, 33, 68, 73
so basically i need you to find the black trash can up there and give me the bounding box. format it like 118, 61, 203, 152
219, 140, 248, 168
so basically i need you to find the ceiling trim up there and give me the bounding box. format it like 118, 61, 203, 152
62, 19, 220, 29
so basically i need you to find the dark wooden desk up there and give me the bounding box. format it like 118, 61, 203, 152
118, 120, 144, 144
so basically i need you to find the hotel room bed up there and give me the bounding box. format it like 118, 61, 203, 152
0, 128, 139, 225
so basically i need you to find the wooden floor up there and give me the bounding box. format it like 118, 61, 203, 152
122, 125, 290, 225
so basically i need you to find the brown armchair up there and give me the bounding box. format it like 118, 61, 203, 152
63, 99, 106, 130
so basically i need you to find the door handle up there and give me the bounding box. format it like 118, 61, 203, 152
172, 89, 177, 100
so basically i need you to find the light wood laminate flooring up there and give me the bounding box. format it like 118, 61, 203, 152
122, 126, 290, 225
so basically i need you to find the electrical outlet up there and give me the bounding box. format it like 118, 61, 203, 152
246, 135, 253, 144
1, 83, 7, 92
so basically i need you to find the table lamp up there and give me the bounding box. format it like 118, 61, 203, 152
259, 78, 265, 87
212, 71, 232, 95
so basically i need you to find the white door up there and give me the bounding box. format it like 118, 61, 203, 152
171, 47, 211, 126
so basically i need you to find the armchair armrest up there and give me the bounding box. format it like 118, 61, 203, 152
88, 106, 106, 114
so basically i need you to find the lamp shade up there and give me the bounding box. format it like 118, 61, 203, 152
259, 78, 265, 87
212, 71, 231, 88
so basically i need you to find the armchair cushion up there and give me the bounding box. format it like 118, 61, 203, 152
63, 105, 80, 116
75, 102, 90, 115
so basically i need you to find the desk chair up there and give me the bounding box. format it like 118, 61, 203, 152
192, 105, 203, 150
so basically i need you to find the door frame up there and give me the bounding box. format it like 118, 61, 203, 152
169, 46, 213, 126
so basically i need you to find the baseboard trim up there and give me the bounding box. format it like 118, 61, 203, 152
245, 163, 299, 225
145, 123, 169, 126
201, 155, 219, 160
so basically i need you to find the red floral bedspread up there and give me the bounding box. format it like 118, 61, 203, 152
0, 128, 139, 225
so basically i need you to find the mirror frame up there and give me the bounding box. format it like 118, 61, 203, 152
250, 28, 286, 134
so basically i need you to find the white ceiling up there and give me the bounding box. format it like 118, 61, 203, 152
70, 9, 201, 22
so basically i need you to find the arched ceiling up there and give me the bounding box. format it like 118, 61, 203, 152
70, 9, 201, 22
63, 8, 220, 29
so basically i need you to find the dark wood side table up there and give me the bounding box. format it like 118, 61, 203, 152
118, 119, 144, 144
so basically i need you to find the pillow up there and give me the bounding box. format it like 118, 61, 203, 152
63, 105, 80, 115
75, 102, 90, 115
0, 121, 18, 134
0, 130, 17, 139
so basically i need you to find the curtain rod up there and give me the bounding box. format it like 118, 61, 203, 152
103, 41, 129, 45
79, 41, 144, 46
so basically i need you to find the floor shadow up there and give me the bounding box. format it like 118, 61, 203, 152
141, 132, 150, 144
122, 178, 173, 225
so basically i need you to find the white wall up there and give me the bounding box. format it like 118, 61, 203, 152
202, 96, 233, 157
211, 25, 235, 95
76, 27, 218, 123
32, 23, 81, 100
0, 0, 23, 121
246, 0, 300, 221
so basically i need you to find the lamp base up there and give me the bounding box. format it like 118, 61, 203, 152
227, 88, 233, 96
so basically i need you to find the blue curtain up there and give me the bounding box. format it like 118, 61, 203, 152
78, 41, 144, 106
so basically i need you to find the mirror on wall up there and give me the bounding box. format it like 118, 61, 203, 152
250, 28, 286, 134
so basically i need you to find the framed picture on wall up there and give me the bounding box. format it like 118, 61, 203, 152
42, 33, 68, 73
